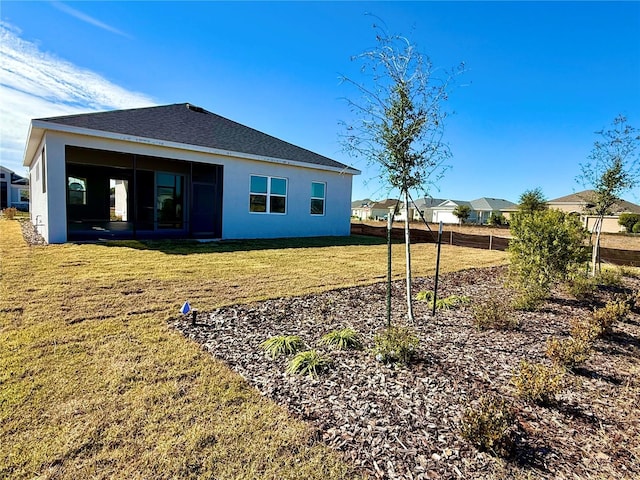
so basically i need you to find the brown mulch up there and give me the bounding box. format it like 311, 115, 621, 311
173, 267, 640, 479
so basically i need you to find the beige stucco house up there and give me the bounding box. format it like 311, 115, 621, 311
548, 190, 640, 233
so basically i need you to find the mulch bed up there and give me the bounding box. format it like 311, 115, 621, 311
171, 267, 640, 479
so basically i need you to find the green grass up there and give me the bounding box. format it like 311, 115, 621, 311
0, 219, 507, 479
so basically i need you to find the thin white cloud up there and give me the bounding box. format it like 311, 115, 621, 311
51, 1, 132, 39
0, 21, 154, 174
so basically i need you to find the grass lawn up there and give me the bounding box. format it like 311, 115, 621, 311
0, 219, 507, 479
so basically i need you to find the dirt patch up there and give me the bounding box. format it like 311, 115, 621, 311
171, 267, 640, 479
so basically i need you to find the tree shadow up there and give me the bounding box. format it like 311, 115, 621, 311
572, 366, 624, 386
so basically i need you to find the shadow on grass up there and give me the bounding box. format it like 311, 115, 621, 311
98, 235, 396, 255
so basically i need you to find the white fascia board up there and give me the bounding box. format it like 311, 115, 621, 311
28, 120, 361, 176
23, 123, 44, 167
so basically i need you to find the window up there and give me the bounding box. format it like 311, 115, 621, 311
250, 175, 287, 214
20, 189, 29, 202
310, 182, 325, 215
67, 176, 87, 205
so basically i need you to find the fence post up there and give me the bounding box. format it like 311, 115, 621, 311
450, 230, 453, 245
489, 234, 493, 251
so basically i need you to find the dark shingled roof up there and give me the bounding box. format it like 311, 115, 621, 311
36, 103, 353, 171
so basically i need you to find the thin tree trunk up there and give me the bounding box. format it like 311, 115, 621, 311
403, 189, 414, 322
591, 216, 603, 277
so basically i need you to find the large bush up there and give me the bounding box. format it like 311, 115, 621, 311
618, 213, 640, 232
508, 209, 587, 309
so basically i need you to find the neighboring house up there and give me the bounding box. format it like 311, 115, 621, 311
429, 197, 517, 225
351, 198, 401, 221
371, 199, 402, 220
0, 166, 29, 211
431, 200, 475, 224
548, 190, 640, 233
470, 197, 518, 223
411, 197, 447, 222
23, 103, 359, 243
351, 198, 373, 220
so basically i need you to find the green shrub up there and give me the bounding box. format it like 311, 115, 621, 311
592, 299, 630, 336
633, 223, 640, 233
511, 360, 564, 405
286, 350, 331, 377
570, 317, 601, 343
319, 328, 362, 350
488, 212, 508, 226
1, 207, 17, 220
619, 266, 640, 279
472, 297, 518, 330
618, 213, 640, 232
260, 335, 304, 359
372, 326, 419, 364
545, 336, 592, 369
596, 268, 623, 287
460, 394, 516, 457
511, 284, 548, 311
508, 209, 587, 309
565, 273, 597, 300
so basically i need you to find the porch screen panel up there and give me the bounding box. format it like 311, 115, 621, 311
157, 173, 184, 229
136, 170, 155, 230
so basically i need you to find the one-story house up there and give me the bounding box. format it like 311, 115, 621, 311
411, 197, 447, 222
0, 166, 29, 211
351, 198, 401, 221
351, 198, 373, 219
22, 103, 359, 243
548, 190, 640, 233
430, 197, 517, 224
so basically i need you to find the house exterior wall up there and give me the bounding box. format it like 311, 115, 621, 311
583, 215, 623, 233
26, 137, 52, 241
26, 131, 353, 243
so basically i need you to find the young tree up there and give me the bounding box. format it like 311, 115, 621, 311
453, 204, 471, 225
517, 187, 547, 215
341, 26, 463, 322
577, 115, 640, 275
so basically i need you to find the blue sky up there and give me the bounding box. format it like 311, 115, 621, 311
1, 1, 639, 203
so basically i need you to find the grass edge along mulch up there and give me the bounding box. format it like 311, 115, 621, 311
0, 219, 506, 479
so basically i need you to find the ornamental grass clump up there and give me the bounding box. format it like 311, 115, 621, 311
319, 328, 362, 350
511, 360, 564, 405
472, 297, 518, 331
286, 350, 332, 377
416, 291, 470, 310
460, 394, 517, 457
260, 335, 304, 359
1, 207, 17, 220
372, 326, 419, 365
